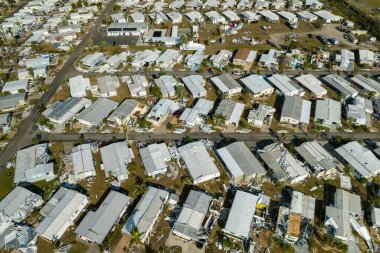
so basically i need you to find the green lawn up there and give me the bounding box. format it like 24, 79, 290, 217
0, 167, 14, 199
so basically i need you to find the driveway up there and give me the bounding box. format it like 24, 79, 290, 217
165, 233, 205, 253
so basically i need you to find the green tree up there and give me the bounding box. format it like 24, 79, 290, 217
132, 184, 147, 197
130, 228, 144, 249
151, 85, 161, 98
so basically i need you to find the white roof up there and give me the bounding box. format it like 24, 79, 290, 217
173, 190, 212, 240
210, 74, 241, 94
100, 141, 133, 181
314, 10, 342, 21
71, 144, 95, 178
295, 74, 326, 97
277, 11, 298, 22
81, 52, 104, 67
315, 98, 342, 127
14, 144, 54, 183
350, 74, 380, 94
147, 99, 179, 121
2, 79, 29, 93
154, 75, 177, 97
336, 141, 380, 178
281, 96, 311, 124
259, 10, 280, 21
296, 11, 318, 20
178, 141, 220, 184
224, 190, 258, 238
140, 143, 170, 175
77, 98, 118, 126
36, 187, 88, 241
129, 12, 145, 22
181, 75, 206, 97
75, 191, 130, 244
240, 74, 273, 95
122, 186, 169, 242
268, 74, 304, 96
215, 99, 245, 125
217, 142, 266, 180
69, 75, 90, 97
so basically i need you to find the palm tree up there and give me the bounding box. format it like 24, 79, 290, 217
181, 176, 193, 185
130, 228, 144, 249
132, 184, 147, 197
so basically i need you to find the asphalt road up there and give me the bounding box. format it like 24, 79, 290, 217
0, 0, 116, 169
40, 132, 380, 143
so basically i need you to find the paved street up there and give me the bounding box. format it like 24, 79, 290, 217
40, 132, 380, 143
0, 0, 116, 169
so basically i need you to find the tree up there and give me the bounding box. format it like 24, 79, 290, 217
132, 184, 147, 197
181, 176, 193, 185
127, 162, 138, 173
151, 85, 161, 98
212, 114, 226, 126
137, 117, 152, 129
112, 4, 121, 11
130, 228, 144, 249
175, 85, 187, 100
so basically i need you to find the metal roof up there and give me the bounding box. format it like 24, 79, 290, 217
2, 79, 29, 93
100, 142, 133, 181
315, 98, 342, 127
290, 191, 315, 221
181, 75, 206, 98
215, 99, 245, 125
178, 141, 220, 184
77, 98, 118, 126
173, 190, 212, 240
240, 74, 274, 95
210, 74, 241, 93
75, 191, 130, 244
224, 190, 258, 239
268, 74, 304, 96
335, 141, 380, 178
44, 97, 90, 124
281, 96, 311, 124
36, 187, 88, 241
71, 144, 95, 178
217, 142, 266, 181
0, 186, 43, 223
322, 74, 358, 99
122, 186, 169, 242
14, 144, 54, 183
295, 141, 340, 172
295, 74, 327, 97
107, 99, 139, 124
0, 93, 26, 110
140, 143, 170, 176
350, 74, 380, 94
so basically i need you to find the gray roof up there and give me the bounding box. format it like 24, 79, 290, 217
140, 143, 170, 176
240, 74, 274, 95
173, 190, 212, 240
36, 187, 88, 241
210, 74, 241, 93
295, 141, 340, 172
335, 141, 380, 178
178, 141, 220, 184
315, 98, 342, 127
122, 186, 169, 242
350, 74, 380, 94
71, 144, 95, 178
75, 191, 130, 244
44, 97, 87, 123
322, 74, 358, 99
215, 99, 245, 125
281, 96, 311, 124
77, 98, 118, 126
107, 99, 139, 124
181, 75, 207, 98
14, 143, 54, 183
100, 142, 133, 181
224, 190, 258, 239
2, 79, 29, 93
0, 186, 43, 223
0, 93, 26, 111
217, 142, 266, 181
325, 189, 361, 239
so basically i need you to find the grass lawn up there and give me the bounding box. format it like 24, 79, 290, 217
0, 167, 14, 199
